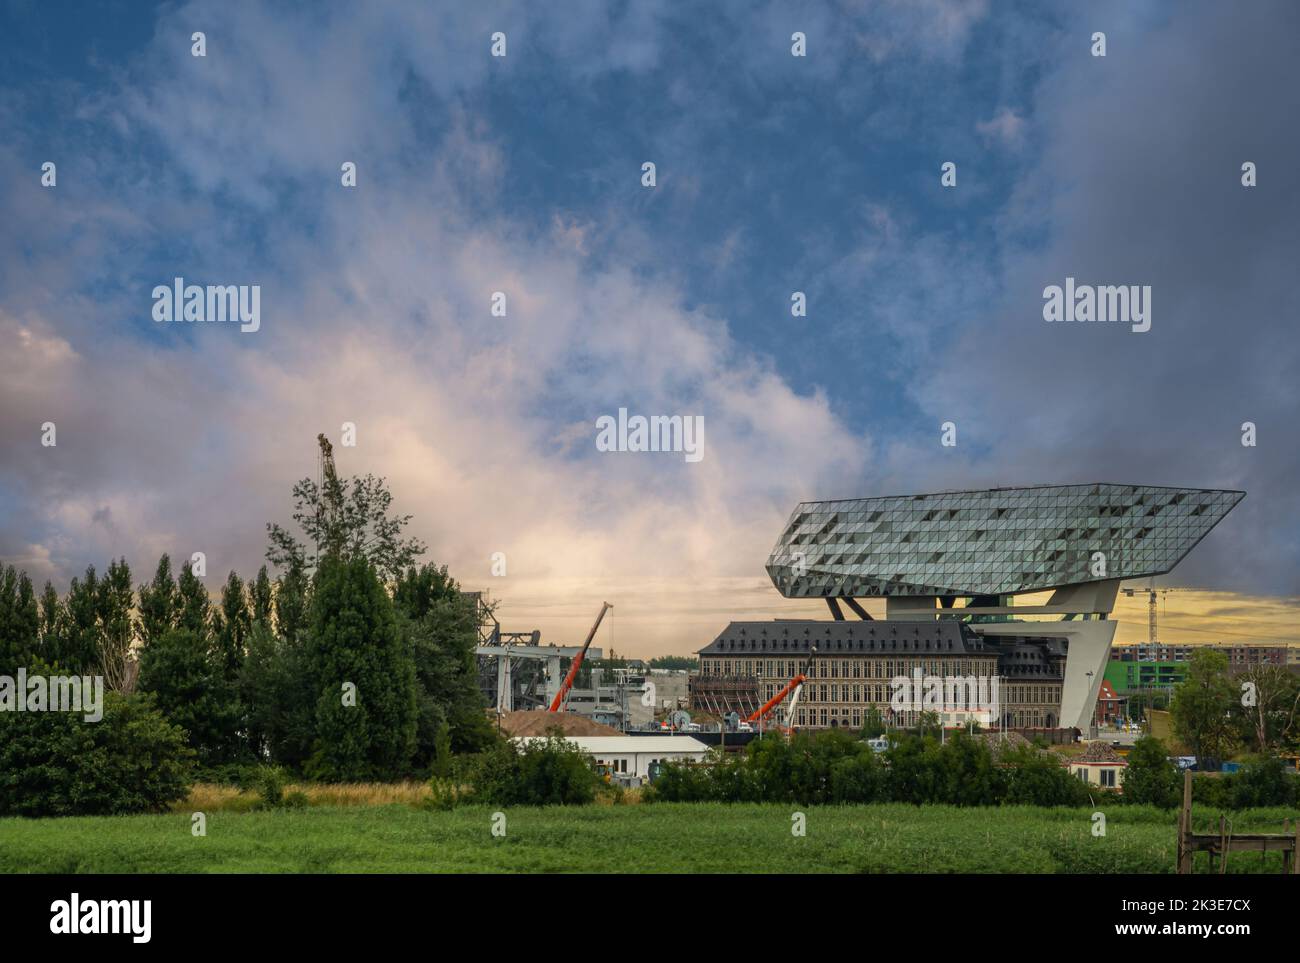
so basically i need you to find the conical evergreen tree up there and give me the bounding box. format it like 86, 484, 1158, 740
175, 561, 210, 640
0, 566, 39, 671
63, 566, 103, 673
305, 554, 416, 781
137, 554, 178, 648
212, 571, 250, 683
250, 565, 273, 626
37, 581, 64, 665
137, 627, 243, 768
274, 557, 309, 644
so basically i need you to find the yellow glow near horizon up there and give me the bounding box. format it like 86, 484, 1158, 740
467, 577, 1299, 659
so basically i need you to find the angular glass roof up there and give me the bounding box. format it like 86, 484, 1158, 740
765, 483, 1243, 598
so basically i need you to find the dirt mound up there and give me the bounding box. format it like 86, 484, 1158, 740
973, 731, 1051, 758
497, 710, 622, 737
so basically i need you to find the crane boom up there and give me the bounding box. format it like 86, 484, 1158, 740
746, 644, 819, 728
747, 674, 806, 724
548, 602, 612, 712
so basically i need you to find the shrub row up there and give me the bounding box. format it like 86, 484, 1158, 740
646, 730, 1099, 807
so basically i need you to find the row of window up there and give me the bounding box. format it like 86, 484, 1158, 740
1001, 684, 1062, 705
759, 682, 1061, 709
701, 657, 997, 679
787, 707, 992, 728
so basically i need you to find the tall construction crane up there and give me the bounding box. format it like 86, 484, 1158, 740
548, 602, 613, 712
1122, 578, 1184, 646
315, 432, 345, 560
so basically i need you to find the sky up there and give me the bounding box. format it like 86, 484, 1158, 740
1, 0, 1296, 657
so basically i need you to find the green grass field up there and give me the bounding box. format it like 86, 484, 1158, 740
4, 803, 1297, 873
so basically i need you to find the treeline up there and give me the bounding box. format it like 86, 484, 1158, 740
646, 729, 1098, 806
1, 553, 494, 782
1, 447, 502, 816
646, 730, 1300, 810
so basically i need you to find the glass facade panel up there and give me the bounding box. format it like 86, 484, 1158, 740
765, 484, 1243, 598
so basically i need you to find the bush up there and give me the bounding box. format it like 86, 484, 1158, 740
1225, 757, 1297, 810
252, 765, 287, 809
643, 760, 716, 802
198, 761, 268, 787
466, 737, 601, 806
1123, 737, 1183, 809
426, 777, 473, 811
0, 691, 194, 817
1002, 746, 1091, 807
647, 731, 888, 805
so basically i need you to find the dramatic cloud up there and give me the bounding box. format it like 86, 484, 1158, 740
1, 0, 1294, 655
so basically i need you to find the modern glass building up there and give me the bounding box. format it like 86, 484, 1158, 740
695, 484, 1243, 731
765, 483, 1243, 601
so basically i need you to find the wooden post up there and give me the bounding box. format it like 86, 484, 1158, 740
1177, 769, 1194, 874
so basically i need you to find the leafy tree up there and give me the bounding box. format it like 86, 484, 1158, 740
266, 440, 426, 582
647, 655, 698, 671
1171, 649, 1239, 769
239, 619, 313, 768
304, 555, 417, 781
934, 731, 1005, 805
136, 627, 243, 768
742, 730, 800, 802
885, 734, 946, 803
914, 710, 942, 739
96, 558, 136, 692
136, 554, 178, 648
1122, 736, 1182, 808
394, 564, 496, 763
1127, 689, 1171, 723
858, 706, 887, 739
1237, 663, 1300, 753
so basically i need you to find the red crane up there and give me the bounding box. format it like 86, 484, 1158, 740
746, 644, 819, 730
746, 673, 807, 724
548, 602, 613, 712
